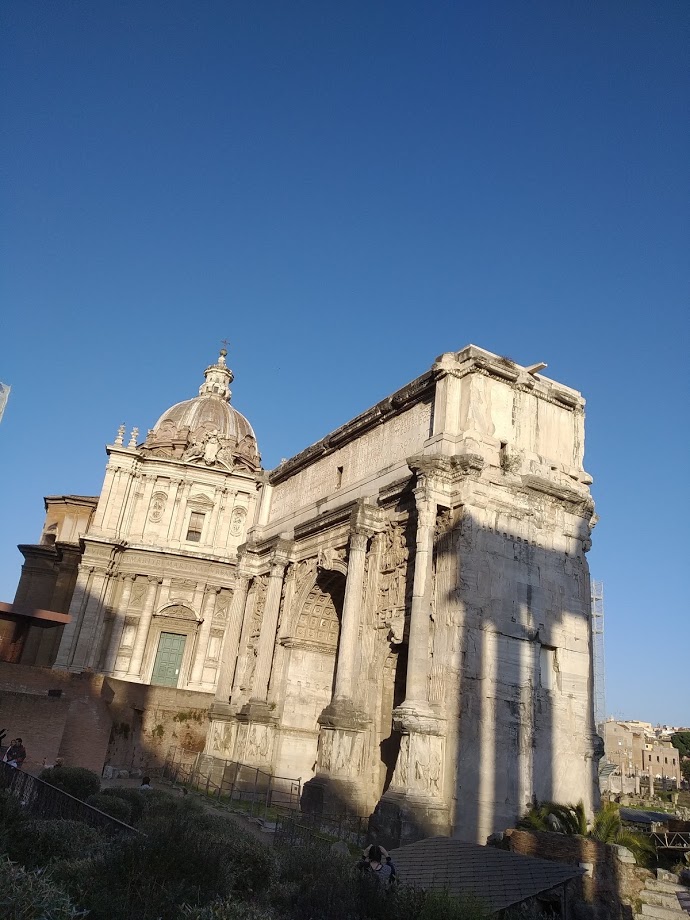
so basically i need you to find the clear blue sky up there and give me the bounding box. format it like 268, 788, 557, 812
1, 2, 687, 725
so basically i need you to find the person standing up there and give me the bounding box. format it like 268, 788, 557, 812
3, 738, 26, 769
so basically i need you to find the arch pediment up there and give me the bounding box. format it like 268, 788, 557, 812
157, 604, 198, 622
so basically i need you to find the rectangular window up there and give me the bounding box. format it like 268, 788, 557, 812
336, 466, 344, 489
186, 511, 204, 543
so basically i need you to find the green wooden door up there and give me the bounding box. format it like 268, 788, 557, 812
151, 633, 186, 687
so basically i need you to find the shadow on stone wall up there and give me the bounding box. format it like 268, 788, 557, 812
506, 828, 650, 920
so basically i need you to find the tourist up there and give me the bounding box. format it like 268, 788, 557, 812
140, 776, 152, 790
3, 738, 26, 769
357, 844, 396, 885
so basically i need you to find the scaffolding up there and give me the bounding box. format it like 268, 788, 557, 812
591, 580, 606, 727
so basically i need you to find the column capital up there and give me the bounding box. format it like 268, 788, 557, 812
268, 536, 293, 572
120, 572, 137, 582
147, 575, 163, 586
348, 530, 370, 553
349, 497, 385, 536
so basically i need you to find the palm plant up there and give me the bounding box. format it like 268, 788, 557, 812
590, 801, 655, 864
517, 800, 587, 835
518, 799, 654, 866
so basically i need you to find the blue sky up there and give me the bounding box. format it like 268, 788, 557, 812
1, 1, 687, 725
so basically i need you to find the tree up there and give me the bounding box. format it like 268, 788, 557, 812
671, 733, 690, 759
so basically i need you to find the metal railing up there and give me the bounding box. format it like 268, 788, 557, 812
0, 762, 137, 835
162, 746, 301, 821
274, 807, 369, 850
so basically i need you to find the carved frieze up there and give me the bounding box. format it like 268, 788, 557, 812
239, 575, 268, 690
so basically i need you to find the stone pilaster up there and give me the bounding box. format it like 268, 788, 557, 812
104, 574, 135, 672
127, 576, 161, 679
69, 569, 109, 671
53, 565, 94, 669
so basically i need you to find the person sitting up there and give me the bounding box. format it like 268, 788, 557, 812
140, 776, 152, 790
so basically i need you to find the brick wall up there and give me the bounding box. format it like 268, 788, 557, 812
0, 663, 112, 773
0, 662, 213, 777
0, 691, 70, 771
506, 829, 652, 920
105, 679, 212, 773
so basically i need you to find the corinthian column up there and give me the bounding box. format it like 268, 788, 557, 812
401, 485, 437, 709
104, 574, 135, 673
127, 577, 161, 678
318, 511, 378, 732
189, 587, 218, 686
250, 551, 289, 703
213, 569, 251, 709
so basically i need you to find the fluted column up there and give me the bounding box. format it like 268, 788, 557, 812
332, 529, 369, 703
104, 574, 135, 672
127, 577, 161, 678
214, 570, 251, 706
250, 554, 289, 703
189, 587, 218, 685
402, 485, 437, 708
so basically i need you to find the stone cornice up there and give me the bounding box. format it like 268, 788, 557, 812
268, 372, 435, 485
434, 346, 585, 411
521, 473, 593, 510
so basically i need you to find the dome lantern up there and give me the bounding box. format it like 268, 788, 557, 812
140, 348, 261, 472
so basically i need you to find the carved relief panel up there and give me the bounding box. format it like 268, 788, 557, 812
377, 520, 411, 644
229, 506, 247, 538
148, 491, 168, 523
238, 576, 268, 691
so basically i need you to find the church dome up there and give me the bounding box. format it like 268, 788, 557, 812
141, 349, 261, 472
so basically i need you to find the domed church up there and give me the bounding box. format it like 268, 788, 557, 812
52, 348, 263, 691
6, 344, 601, 846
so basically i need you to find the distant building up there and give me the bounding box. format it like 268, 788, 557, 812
599, 719, 681, 787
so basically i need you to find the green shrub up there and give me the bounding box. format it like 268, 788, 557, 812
5, 819, 105, 870
86, 793, 132, 824
179, 902, 278, 920
54, 805, 269, 920
0, 790, 26, 829
39, 767, 101, 801
0, 856, 83, 920
99, 787, 147, 824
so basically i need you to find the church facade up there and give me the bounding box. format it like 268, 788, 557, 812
20, 345, 601, 843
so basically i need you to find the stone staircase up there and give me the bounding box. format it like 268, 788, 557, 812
638, 870, 690, 920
